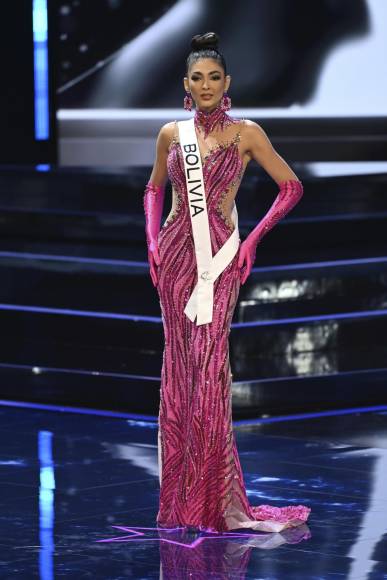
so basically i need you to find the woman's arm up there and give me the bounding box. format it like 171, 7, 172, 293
143, 123, 173, 286
238, 121, 304, 284
148, 123, 172, 186
244, 120, 300, 185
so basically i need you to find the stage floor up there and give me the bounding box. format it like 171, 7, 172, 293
1, 402, 386, 579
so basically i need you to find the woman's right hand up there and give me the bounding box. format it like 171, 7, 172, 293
143, 123, 172, 287
147, 240, 160, 287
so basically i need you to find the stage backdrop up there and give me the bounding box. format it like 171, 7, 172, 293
57, 0, 387, 115
56, 0, 387, 165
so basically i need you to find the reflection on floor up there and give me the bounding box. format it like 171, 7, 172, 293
1, 402, 386, 579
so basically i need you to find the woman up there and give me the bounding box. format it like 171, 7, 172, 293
143, 32, 311, 533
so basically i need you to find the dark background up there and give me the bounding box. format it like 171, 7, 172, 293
0, 0, 57, 164
57, 0, 374, 111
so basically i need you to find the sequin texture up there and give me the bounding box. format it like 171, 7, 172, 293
194, 102, 237, 138
155, 111, 311, 533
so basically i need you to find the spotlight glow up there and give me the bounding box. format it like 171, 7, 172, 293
32, 0, 49, 140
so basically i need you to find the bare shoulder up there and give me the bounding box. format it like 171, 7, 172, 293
157, 121, 177, 151
243, 119, 269, 139
241, 119, 273, 155
160, 120, 176, 135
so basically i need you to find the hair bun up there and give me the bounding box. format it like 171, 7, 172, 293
191, 32, 219, 52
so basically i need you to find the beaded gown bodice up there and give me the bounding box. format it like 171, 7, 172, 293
162, 114, 247, 249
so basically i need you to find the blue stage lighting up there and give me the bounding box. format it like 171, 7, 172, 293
32, 0, 49, 140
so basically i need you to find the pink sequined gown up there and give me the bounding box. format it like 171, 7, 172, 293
155, 111, 310, 533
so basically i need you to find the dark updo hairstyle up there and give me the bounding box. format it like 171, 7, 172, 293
186, 32, 227, 76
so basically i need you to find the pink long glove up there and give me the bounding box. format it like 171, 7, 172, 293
238, 179, 304, 284
143, 180, 165, 287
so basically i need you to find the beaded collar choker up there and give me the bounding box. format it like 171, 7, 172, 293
194, 102, 236, 139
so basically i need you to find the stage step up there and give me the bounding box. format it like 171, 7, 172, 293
0, 360, 385, 418
0, 165, 386, 415
0, 251, 385, 321
0, 303, 386, 414
0, 166, 387, 266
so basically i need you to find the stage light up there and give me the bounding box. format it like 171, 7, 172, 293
32, 0, 49, 140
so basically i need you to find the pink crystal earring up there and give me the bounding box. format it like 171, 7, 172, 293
220, 91, 231, 111
184, 91, 193, 111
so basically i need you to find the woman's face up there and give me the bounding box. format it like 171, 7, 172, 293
184, 58, 230, 112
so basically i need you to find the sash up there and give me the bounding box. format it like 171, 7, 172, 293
177, 117, 240, 325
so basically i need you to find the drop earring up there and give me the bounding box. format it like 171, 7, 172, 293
184, 91, 193, 111
220, 91, 231, 111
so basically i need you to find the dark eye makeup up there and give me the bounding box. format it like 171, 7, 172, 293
191, 75, 221, 81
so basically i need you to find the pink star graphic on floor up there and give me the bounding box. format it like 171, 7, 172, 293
95, 525, 265, 549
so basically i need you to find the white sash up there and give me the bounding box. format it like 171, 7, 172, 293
177, 117, 240, 325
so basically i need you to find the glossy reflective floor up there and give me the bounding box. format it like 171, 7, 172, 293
1, 403, 387, 579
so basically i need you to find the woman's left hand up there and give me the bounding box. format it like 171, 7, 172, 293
237, 239, 257, 284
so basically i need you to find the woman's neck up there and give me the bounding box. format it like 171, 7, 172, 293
194, 101, 235, 138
